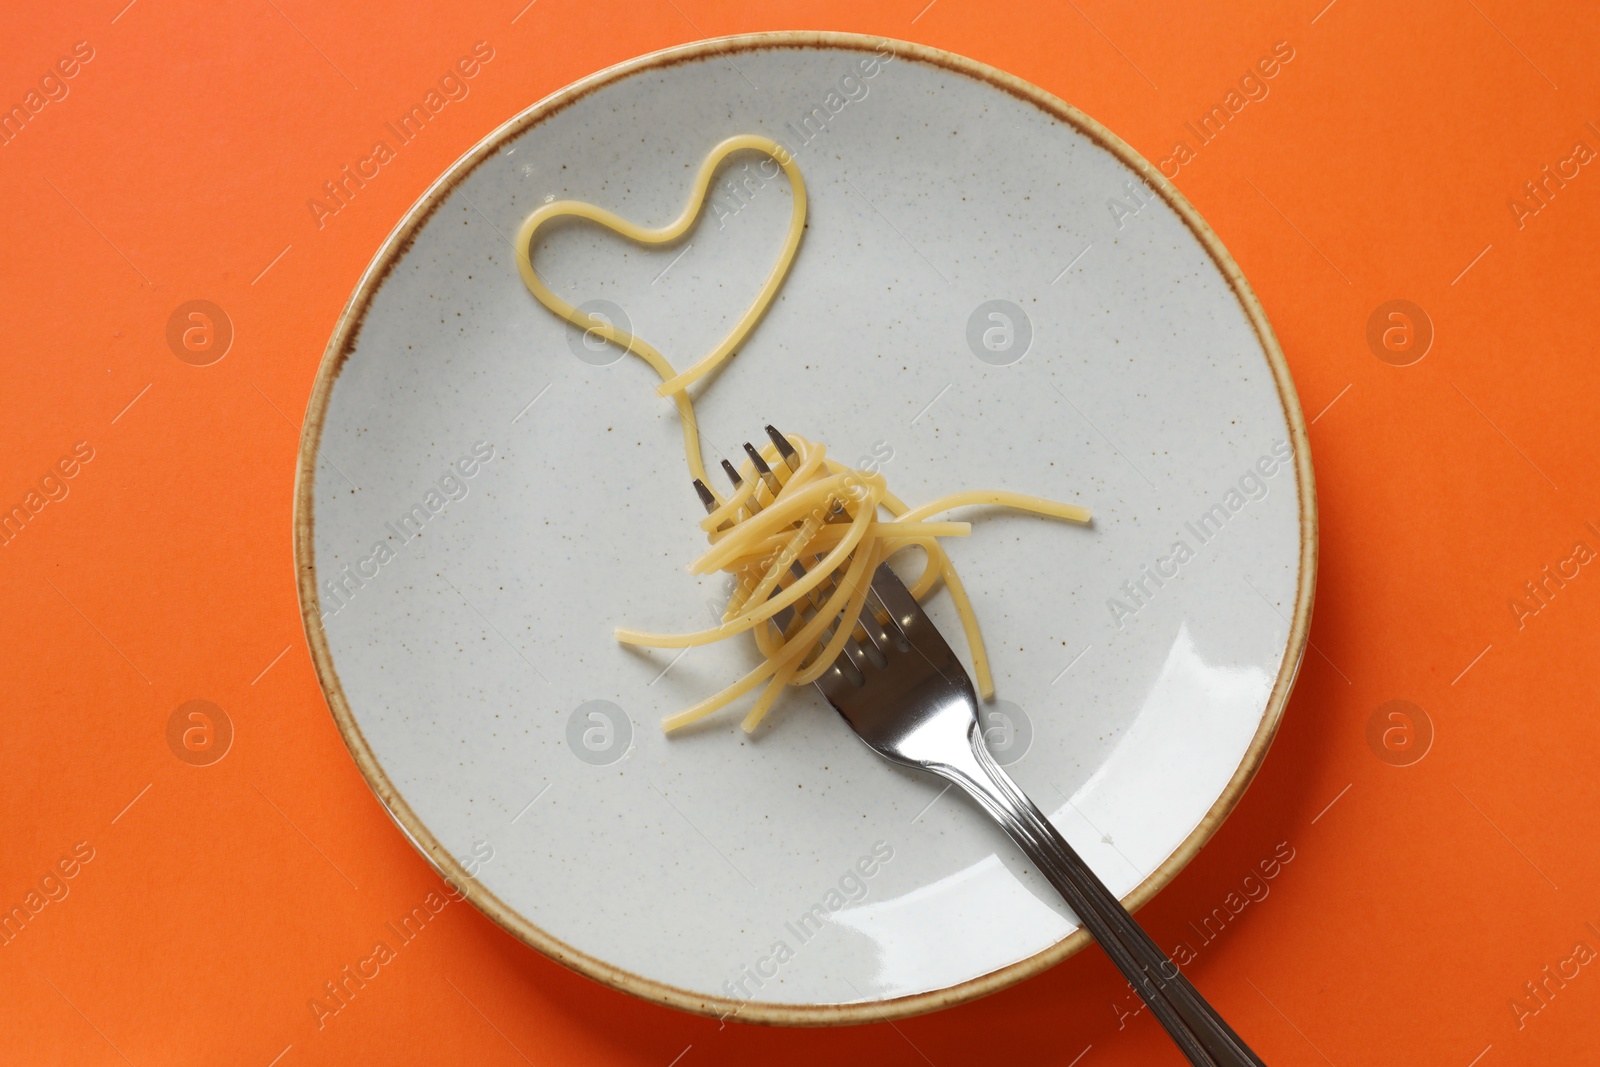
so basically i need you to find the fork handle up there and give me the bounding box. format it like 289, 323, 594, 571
935, 726, 1266, 1067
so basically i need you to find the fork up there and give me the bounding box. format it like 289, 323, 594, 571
701, 430, 1267, 1067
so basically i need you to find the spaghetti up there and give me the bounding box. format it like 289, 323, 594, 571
515, 135, 1090, 733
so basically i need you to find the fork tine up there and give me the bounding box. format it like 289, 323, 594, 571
789, 561, 826, 611
854, 590, 896, 655
829, 645, 865, 687
868, 565, 923, 635
744, 442, 781, 496
692, 477, 717, 513
765, 425, 800, 471
722, 455, 768, 516
694, 476, 739, 536
839, 632, 875, 676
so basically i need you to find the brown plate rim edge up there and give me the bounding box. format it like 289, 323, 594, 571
291, 29, 1319, 1028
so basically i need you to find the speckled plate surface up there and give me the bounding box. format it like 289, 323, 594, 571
294, 32, 1315, 1025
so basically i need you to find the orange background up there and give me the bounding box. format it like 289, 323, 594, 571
3, 1, 1598, 1064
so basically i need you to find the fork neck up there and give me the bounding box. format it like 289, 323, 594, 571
923, 720, 1054, 855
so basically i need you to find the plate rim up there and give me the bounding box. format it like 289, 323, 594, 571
292, 29, 1319, 1027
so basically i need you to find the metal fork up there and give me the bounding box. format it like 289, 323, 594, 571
701, 430, 1266, 1066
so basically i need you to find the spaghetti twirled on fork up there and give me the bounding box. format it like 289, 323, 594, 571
515, 135, 1089, 733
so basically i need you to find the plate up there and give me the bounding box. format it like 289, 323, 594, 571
294, 32, 1315, 1025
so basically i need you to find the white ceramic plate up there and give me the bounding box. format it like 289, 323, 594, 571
295, 33, 1315, 1025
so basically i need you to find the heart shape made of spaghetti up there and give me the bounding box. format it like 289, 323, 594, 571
514, 133, 807, 404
